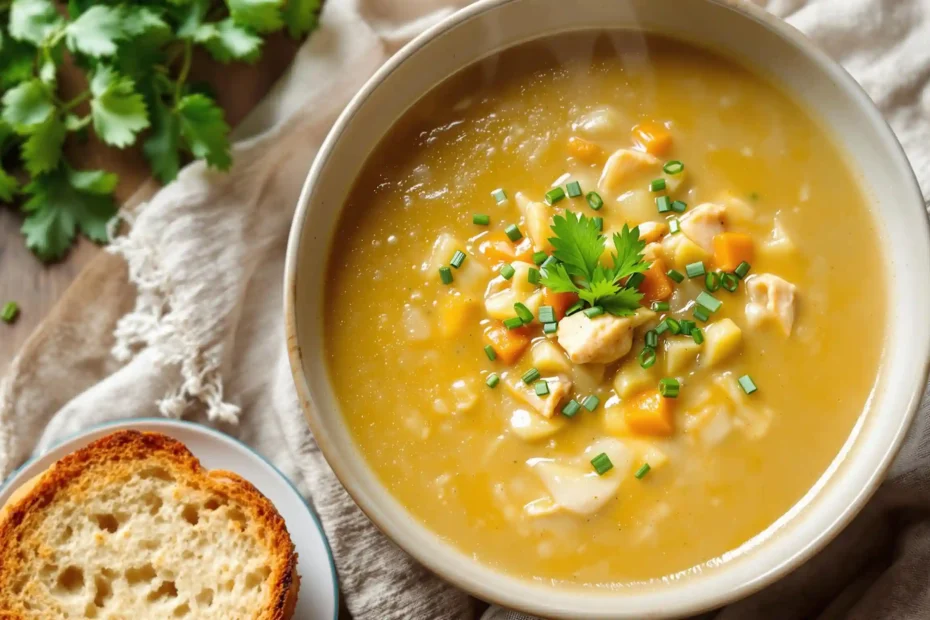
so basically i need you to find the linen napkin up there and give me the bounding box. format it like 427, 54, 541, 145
1, 1, 928, 619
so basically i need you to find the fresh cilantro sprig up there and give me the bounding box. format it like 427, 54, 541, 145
540, 211, 651, 317
0, 0, 322, 261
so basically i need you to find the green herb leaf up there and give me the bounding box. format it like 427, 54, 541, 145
0, 167, 19, 202
0, 36, 38, 89
89, 66, 150, 148
598, 287, 643, 317
65, 5, 126, 57
1, 79, 54, 132
548, 211, 604, 280
22, 114, 65, 175
611, 224, 649, 281
177, 94, 231, 169
228, 0, 285, 33
143, 96, 182, 183
121, 7, 171, 39
282, 0, 322, 38
9, 0, 64, 47
196, 19, 263, 64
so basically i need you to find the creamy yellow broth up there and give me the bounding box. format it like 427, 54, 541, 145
324, 33, 885, 586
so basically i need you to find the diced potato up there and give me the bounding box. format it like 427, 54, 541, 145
509, 407, 566, 441
571, 363, 606, 394
760, 214, 797, 259
702, 318, 742, 367
665, 336, 701, 374
485, 288, 522, 320
450, 378, 479, 413
617, 189, 658, 223
531, 339, 571, 374
624, 438, 669, 469
510, 261, 538, 295
518, 194, 554, 253
425, 233, 461, 278
598, 149, 660, 196
504, 374, 573, 418
484, 262, 542, 319
663, 233, 711, 268
530, 438, 631, 516
522, 290, 544, 319
613, 357, 656, 399
603, 405, 632, 435
437, 293, 478, 338
662, 167, 688, 193
638, 221, 668, 243
689, 405, 733, 447
573, 106, 623, 137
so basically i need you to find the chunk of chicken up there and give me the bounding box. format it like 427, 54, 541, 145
504, 374, 573, 418
745, 273, 797, 336
557, 312, 633, 364
530, 438, 632, 516
598, 149, 660, 196
679, 202, 727, 253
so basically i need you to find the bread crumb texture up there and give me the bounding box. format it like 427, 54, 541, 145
0, 431, 299, 619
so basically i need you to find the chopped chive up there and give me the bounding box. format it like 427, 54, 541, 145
639, 346, 656, 369
671, 200, 687, 213
655, 320, 670, 335
652, 301, 670, 312
1, 301, 19, 324
667, 269, 684, 283
439, 266, 453, 285
696, 291, 722, 312
545, 187, 566, 205
484, 345, 497, 361
656, 196, 671, 213
535, 380, 550, 396
649, 178, 667, 192
503, 317, 524, 330
734, 261, 752, 279
658, 377, 680, 398
543, 322, 558, 334
693, 306, 710, 322
565, 301, 584, 316
528, 267, 541, 285
721, 272, 739, 292
738, 374, 758, 395
679, 320, 695, 336
522, 368, 541, 384
532, 251, 548, 266
663, 160, 684, 174
582, 395, 600, 412
667, 318, 681, 335
583, 306, 605, 318
634, 463, 652, 479
591, 452, 613, 475
566, 180, 583, 197
491, 188, 507, 203
562, 399, 581, 417
540, 255, 559, 270
586, 191, 604, 211
627, 272, 645, 289
486, 373, 500, 388
504, 224, 522, 242
514, 302, 534, 324
538, 306, 556, 324
704, 271, 720, 291
473, 213, 490, 225
450, 250, 466, 269
645, 329, 658, 348
686, 261, 706, 279
500, 263, 516, 280
593, 216, 603, 231
691, 327, 705, 344
669, 218, 681, 234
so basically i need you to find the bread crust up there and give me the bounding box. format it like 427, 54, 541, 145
0, 430, 299, 619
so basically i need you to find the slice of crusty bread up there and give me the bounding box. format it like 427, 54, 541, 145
0, 430, 299, 619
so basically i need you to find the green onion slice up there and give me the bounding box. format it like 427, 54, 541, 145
473, 213, 490, 225
663, 160, 684, 174
500, 263, 516, 280
586, 191, 604, 211
696, 291, 722, 312
439, 266, 453, 285
545, 187, 566, 205
538, 306, 556, 324
486, 373, 500, 388
686, 261, 705, 279
582, 395, 600, 411
658, 377, 680, 398
484, 345, 497, 361
667, 269, 684, 283
450, 250, 466, 269
634, 463, 652, 479
522, 368, 541, 384
504, 224, 522, 242
535, 380, 550, 396
491, 188, 507, 203
649, 178, 667, 192
566, 181, 582, 197
738, 374, 758, 394
562, 399, 581, 417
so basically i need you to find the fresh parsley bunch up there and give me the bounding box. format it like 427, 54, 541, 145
0, 0, 320, 261
541, 212, 650, 316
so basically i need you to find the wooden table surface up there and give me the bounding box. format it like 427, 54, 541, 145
0, 34, 303, 369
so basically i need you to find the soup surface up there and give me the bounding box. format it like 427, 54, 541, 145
324, 33, 885, 586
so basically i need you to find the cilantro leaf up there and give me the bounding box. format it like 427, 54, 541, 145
283, 0, 322, 38
9, 0, 64, 47
21, 165, 117, 261
89, 66, 150, 148
599, 287, 644, 317
540, 262, 580, 295
228, 0, 285, 33
0, 167, 18, 202
1, 79, 54, 131
22, 114, 65, 175
65, 5, 126, 57
143, 96, 182, 183
578, 275, 618, 307
122, 7, 171, 39
0, 36, 37, 89
548, 211, 604, 280
174, 0, 211, 39
196, 19, 263, 64
611, 224, 649, 280
177, 93, 231, 169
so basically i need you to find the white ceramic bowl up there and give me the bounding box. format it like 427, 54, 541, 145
285, 1, 930, 617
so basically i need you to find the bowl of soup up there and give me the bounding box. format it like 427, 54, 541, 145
285, 0, 930, 617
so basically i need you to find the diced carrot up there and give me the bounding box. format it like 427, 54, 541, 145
438, 293, 477, 338
623, 389, 674, 436
631, 121, 672, 157
713, 232, 754, 271
477, 232, 535, 266
638, 259, 674, 303
543, 289, 579, 320
567, 136, 605, 165
483, 322, 530, 365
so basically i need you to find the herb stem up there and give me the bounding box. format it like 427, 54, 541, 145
62, 91, 91, 112
174, 41, 193, 104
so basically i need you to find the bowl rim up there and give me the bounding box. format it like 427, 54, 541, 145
284, 0, 930, 616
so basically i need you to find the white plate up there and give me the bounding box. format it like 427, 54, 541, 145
0, 418, 338, 620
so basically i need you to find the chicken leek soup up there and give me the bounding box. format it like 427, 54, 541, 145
324, 33, 885, 586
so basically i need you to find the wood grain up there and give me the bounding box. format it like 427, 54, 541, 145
0, 33, 302, 367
